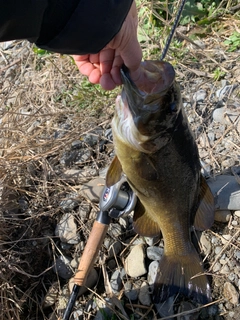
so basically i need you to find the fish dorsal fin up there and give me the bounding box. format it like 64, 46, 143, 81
133, 198, 161, 237
194, 175, 215, 231
106, 156, 122, 187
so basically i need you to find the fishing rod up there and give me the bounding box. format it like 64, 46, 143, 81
160, 0, 187, 60
62, 177, 137, 320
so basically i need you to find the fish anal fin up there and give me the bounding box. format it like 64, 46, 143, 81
133, 199, 161, 237
194, 175, 215, 231
106, 156, 122, 187
153, 248, 211, 305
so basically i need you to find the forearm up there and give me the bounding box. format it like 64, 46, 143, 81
0, 0, 133, 55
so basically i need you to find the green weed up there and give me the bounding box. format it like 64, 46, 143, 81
224, 31, 240, 52
213, 67, 226, 81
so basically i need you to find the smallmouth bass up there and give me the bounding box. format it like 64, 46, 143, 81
107, 61, 214, 304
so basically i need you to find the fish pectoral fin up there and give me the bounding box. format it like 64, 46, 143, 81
194, 175, 215, 231
153, 248, 211, 305
133, 199, 161, 237
106, 156, 123, 187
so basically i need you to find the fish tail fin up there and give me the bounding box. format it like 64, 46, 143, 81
153, 248, 211, 305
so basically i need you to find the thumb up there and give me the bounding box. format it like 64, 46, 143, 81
120, 36, 142, 73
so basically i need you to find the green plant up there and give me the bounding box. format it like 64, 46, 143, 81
224, 31, 240, 52
179, 0, 221, 25
32, 45, 52, 56
213, 67, 226, 81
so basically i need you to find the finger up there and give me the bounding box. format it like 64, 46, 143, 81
72, 54, 89, 62
88, 68, 101, 84
99, 49, 115, 74
78, 61, 95, 76
89, 53, 100, 64
100, 73, 117, 90
110, 53, 123, 85
120, 36, 142, 73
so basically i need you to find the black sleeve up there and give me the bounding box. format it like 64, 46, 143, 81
0, 0, 133, 55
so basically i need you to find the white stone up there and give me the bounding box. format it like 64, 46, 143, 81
124, 244, 147, 277
223, 282, 239, 305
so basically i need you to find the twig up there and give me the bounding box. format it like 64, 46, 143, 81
0, 59, 21, 73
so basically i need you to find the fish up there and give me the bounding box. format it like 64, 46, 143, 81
106, 60, 215, 304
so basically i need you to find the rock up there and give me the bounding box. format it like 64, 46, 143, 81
62, 168, 98, 184
207, 175, 240, 210
81, 177, 105, 202
200, 160, 211, 177
94, 298, 113, 320
228, 273, 236, 282
223, 282, 239, 305
146, 246, 164, 261
193, 89, 207, 102
212, 262, 221, 272
193, 39, 206, 49
55, 213, 80, 244
200, 233, 211, 255
125, 244, 147, 277
234, 250, 240, 261
208, 131, 215, 143
83, 133, 100, 147
118, 217, 128, 229
221, 234, 232, 244
144, 235, 161, 246
235, 210, 240, 218
0, 40, 15, 50
110, 269, 124, 294
54, 255, 73, 279
60, 148, 92, 166
124, 281, 139, 301
147, 260, 159, 286
107, 259, 117, 270
215, 246, 222, 255
138, 281, 151, 306
78, 201, 91, 220
72, 309, 83, 320
155, 296, 175, 318
131, 237, 145, 246
85, 299, 97, 313
59, 192, 79, 212
68, 268, 98, 296
70, 257, 79, 269
213, 105, 240, 127
220, 264, 230, 274
108, 241, 122, 259
43, 282, 59, 308
214, 210, 231, 223
108, 223, 122, 238
232, 220, 238, 226
216, 84, 238, 101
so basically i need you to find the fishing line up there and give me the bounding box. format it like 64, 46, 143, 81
160, 0, 187, 61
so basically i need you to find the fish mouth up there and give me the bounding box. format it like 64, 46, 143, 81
120, 61, 176, 136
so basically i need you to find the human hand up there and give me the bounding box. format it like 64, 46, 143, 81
73, 1, 142, 90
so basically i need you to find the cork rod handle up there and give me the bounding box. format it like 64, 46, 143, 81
74, 220, 109, 286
